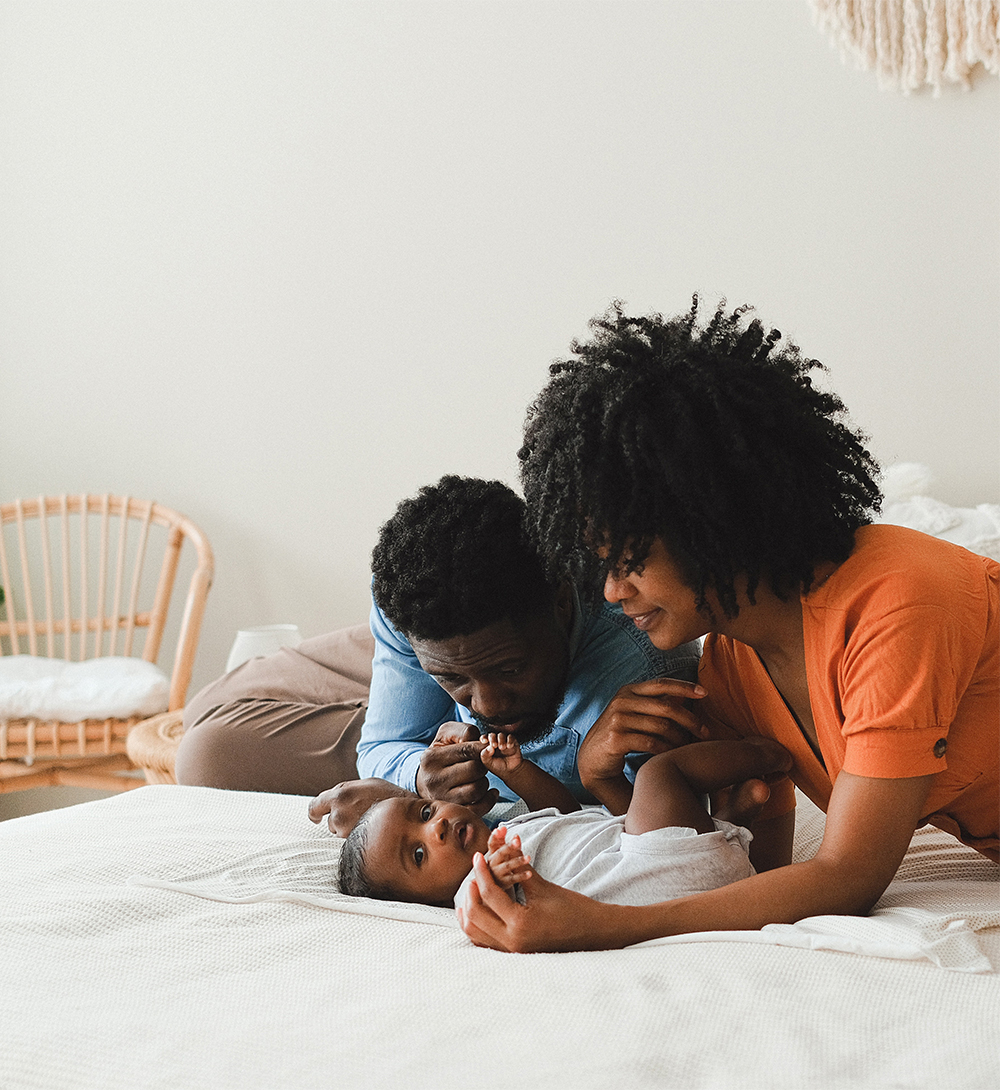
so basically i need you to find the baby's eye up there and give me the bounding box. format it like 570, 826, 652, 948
413, 846, 425, 866
420, 803, 432, 821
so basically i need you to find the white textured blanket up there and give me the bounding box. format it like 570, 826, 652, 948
2, 785, 997, 1090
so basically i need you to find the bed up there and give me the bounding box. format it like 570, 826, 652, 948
2, 782, 997, 1090
4, 468, 998, 1090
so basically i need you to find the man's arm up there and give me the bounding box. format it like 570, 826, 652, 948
355, 600, 502, 811
354, 600, 461, 791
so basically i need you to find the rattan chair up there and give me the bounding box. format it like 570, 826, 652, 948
126, 707, 185, 784
0, 494, 213, 793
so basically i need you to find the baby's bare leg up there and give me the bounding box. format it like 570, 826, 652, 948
624, 739, 791, 836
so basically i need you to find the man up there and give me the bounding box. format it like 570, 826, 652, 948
177, 476, 702, 819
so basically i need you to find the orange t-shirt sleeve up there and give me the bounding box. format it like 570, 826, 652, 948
835, 602, 970, 779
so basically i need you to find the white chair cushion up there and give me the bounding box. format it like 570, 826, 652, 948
0, 656, 170, 721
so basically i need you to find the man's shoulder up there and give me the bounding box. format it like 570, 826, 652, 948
370, 599, 418, 656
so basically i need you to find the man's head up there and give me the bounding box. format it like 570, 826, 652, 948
338, 796, 490, 907
518, 297, 882, 618
372, 476, 573, 744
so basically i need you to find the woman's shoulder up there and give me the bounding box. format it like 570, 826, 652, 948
851, 521, 988, 563
812, 523, 996, 610
800, 527, 998, 677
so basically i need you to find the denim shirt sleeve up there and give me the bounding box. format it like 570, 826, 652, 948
355, 598, 459, 792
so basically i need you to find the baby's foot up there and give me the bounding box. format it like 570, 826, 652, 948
713, 778, 771, 827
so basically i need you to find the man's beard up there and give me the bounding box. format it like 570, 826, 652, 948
471, 671, 569, 748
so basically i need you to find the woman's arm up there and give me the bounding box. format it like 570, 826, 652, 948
575, 677, 709, 814
457, 770, 934, 951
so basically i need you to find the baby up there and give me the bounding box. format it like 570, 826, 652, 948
337, 732, 791, 910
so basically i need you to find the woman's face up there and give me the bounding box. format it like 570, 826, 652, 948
603, 538, 712, 650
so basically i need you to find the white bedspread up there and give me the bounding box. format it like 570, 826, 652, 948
2, 785, 997, 1090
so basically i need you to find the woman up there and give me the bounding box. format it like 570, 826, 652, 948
457, 297, 998, 952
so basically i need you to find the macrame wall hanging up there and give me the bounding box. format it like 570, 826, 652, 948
809, 0, 999, 93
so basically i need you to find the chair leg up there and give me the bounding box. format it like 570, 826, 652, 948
0, 754, 140, 794
0, 762, 64, 793
53, 770, 145, 791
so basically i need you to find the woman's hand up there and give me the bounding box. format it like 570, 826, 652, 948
456, 849, 637, 952
483, 826, 533, 891
578, 678, 708, 813
456, 770, 937, 952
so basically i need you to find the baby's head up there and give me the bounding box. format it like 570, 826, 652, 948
338, 796, 491, 907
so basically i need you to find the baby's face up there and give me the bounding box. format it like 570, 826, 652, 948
363, 796, 491, 906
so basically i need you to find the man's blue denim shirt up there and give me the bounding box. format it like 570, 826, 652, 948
356, 588, 701, 805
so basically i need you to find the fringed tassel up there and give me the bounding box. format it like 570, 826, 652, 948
810, 0, 999, 93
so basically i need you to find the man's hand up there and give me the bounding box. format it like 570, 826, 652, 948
579, 678, 708, 813
308, 777, 415, 837
415, 722, 500, 815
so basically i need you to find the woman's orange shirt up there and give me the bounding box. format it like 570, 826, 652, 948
700, 524, 999, 860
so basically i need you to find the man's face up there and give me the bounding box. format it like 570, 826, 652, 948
362, 796, 491, 906
410, 587, 573, 747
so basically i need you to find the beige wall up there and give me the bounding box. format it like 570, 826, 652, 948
2, 0, 997, 699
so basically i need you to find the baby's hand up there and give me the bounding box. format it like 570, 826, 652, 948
484, 825, 532, 890
479, 732, 523, 776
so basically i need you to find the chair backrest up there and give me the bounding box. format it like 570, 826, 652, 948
0, 495, 214, 711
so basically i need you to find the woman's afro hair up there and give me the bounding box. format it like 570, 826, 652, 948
518, 296, 882, 617
371, 475, 556, 641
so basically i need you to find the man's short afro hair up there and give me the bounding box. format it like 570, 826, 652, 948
371, 475, 557, 641
518, 296, 882, 617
